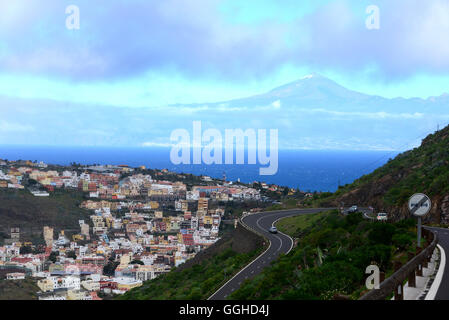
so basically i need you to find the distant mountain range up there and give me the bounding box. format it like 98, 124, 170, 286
1, 74, 448, 150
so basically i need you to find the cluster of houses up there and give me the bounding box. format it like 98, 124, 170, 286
0, 160, 270, 300
0, 166, 25, 189
0, 197, 224, 299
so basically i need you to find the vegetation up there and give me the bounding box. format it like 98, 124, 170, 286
0, 188, 91, 243
117, 223, 265, 300
0, 279, 39, 300
228, 210, 417, 300
275, 211, 329, 236
316, 125, 449, 210
118, 247, 263, 300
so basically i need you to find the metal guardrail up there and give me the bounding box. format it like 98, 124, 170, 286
238, 212, 267, 240
360, 228, 438, 300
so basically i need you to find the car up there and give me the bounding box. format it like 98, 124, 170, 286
377, 213, 388, 221
268, 226, 278, 234
348, 205, 358, 213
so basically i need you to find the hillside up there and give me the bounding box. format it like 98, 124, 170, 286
229, 210, 416, 300
117, 223, 265, 300
320, 125, 449, 224
0, 279, 39, 300
0, 188, 91, 244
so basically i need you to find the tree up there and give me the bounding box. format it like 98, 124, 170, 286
49, 251, 59, 263
20, 246, 33, 255
66, 250, 77, 259
103, 261, 120, 276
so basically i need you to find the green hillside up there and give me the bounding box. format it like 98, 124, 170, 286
0, 279, 39, 300
117, 223, 265, 300
229, 210, 416, 300
0, 188, 91, 244
316, 125, 449, 223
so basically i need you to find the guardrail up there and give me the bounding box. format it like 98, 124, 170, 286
238, 212, 268, 241
360, 228, 438, 300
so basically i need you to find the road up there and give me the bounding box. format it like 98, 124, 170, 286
208, 208, 332, 300
426, 226, 449, 299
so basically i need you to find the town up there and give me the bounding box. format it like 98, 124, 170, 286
0, 159, 299, 300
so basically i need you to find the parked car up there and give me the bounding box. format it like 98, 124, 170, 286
348, 205, 358, 213
377, 212, 388, 221
268, 226, 278, 234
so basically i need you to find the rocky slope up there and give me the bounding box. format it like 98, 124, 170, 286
324, 125, 449, 224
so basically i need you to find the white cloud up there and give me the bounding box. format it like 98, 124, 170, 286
272, 100, 281, 109
297, 108, 427, 120
0, 121, 34, 132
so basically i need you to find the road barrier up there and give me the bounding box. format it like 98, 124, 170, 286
360, 228, 438, 300
238, 212, 268, 240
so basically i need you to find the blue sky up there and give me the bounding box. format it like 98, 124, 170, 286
0, 0, 449, 149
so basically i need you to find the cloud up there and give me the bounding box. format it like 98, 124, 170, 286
141, 141, 174, 148
0, 121, 34, 132
1, 0, 449, 83
0, 0, 290, 81
271, 100, 281, 109
293, 0, 449, 79
298, 108, 428, 120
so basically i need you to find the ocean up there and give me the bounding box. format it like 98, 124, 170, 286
0, 145, 399, 192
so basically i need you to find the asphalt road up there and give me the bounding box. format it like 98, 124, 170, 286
208, 208, 332, 300
426, 226, 449, 300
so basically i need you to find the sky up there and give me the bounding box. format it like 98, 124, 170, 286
0, 0, 449, 149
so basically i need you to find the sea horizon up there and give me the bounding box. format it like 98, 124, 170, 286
0, 145, 400, 192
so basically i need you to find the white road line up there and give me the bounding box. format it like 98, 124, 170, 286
207, 214, 272, 300
272, 216, 295, 255
425, 244, 446, 300
208, 208, 328, 300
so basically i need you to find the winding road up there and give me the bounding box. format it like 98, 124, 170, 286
208, 208, 332, 300
208, 208, 449, 300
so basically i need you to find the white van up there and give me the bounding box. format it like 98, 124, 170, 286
376, 213, 388, 221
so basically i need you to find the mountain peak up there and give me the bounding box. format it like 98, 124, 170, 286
299, 73, 322, 80
264, 73, 366, 100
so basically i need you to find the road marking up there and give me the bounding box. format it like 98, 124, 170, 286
208, 208, 332, 300
207, 214, 273, 300
425, 244, 446, 300
272, 216, 295, 255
